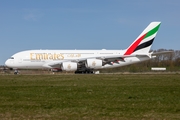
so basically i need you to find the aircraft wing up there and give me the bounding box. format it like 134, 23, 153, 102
44, 54, 149, 68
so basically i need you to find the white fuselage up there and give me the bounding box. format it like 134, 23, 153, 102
5, 49, 151, 70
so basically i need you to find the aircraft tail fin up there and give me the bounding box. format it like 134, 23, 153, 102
124, 22, 161, 55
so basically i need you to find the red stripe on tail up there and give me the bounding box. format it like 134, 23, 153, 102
124, 33, 146, 55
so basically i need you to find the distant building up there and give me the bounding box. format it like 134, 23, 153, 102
151, 67, 166, 71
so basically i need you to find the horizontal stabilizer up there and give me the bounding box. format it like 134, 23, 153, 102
151, 51, 173, 56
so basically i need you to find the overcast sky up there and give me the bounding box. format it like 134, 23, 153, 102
0, 0, 180, 65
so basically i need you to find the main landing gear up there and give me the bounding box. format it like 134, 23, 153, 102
75, 70, 94, 74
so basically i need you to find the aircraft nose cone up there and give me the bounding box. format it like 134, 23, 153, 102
5, 60, 9, 66
5, 59, 11, 67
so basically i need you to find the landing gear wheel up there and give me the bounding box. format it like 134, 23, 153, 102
75, 70, 94, 74
14, 70, 19, 75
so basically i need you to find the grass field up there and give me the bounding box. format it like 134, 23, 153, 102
0, 74, 180, 119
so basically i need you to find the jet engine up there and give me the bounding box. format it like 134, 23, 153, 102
85, 59, 102, 69
61, 62, 77, 71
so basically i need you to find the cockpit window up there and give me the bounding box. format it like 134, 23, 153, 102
10, 57, 14, 59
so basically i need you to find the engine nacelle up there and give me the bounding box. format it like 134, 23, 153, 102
85, 59, 102, 69
61, 62, 77, 71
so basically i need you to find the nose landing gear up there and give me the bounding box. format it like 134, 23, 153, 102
14, 69, 19, 74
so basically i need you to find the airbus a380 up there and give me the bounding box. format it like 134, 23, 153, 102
5, 22, 171, 74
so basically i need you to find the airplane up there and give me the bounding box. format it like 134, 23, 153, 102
5, 22, 172, 74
